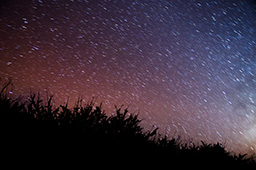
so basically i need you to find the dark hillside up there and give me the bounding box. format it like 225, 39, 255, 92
1, 82, 255, 169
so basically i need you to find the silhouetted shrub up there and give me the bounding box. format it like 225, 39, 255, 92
1, 81, 256, 169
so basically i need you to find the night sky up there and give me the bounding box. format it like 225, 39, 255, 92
1, 0, 256, 154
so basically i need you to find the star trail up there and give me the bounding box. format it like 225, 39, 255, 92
0, 0, 256, 154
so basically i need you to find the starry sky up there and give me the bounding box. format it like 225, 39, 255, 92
1, 0, 256, 154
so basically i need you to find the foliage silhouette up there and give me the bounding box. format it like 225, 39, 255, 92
1, 81, 256, 169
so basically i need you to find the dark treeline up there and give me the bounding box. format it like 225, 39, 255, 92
1, 81, 256, 169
